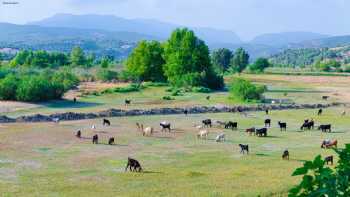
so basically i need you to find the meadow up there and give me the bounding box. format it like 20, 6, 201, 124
0, 74, 349, 196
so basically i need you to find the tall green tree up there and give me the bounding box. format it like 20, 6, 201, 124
126, 40, 166, 82
70, 46, 86, 66
100, 57, 110, 68
163, 28, 223, 89
211, 48, 233, 73
230, 48, 249, 73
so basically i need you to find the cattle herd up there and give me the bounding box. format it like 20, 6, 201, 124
73, 108, 339, 173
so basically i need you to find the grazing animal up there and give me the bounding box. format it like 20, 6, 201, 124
125, 99, 131, 105
318, 124, 332, 133
282, 150, 289, 160
160, 121, 171, 132
108, 137, 115, 145
215, 133, 225, 142
265, 119, 271, 127
52, 118, 60, 123
265, 109, 269, 115
76, 130, 81, 138
278, 121, 287, 131
184, 109, 188, 116
140, 124, 153, 137
125, 157, 142, 172
197, 130, 209, 139
300, 120, 314, 130
206, 96, 210, 100
246, 127, 256, 136
322, 96, 329, 100
321, 140, 338, 148
202, 119, 212, 128
342, 110, 346, 116
91, 125, 96, 130
256, 128, 267, 137
318, 109, 323, 116
239, 144, 249, 154
103, 119, 111, 126
225, 121, 238, 130
325, 156, 334, 165
73, 97, 77, 103
92, 135, 98, 144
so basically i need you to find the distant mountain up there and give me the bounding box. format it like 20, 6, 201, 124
0, 22, 156, 59
292, 35, 350, 48
251, 32, 329, 47
29, 13, 242, 45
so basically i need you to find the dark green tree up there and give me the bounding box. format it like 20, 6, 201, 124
249, 58, 271, 73
100, 57, 110, 68
126, 40, 166, 82
163, 28, 223, 89
211, 48, 233, 73
230, 48, 249, 73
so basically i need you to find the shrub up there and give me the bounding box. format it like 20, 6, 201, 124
143, 82, 168, 87
162, 96, 174, 100
171, 89, 184, 96
51, 69, 79, 91
0, 74, 18, 100
112, 83, 143, 93
191, 86, 212, 93
229, 78, 266, 101
289, 144, 350, 196
96, 68, 118, 82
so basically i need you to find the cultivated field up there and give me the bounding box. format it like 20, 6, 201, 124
0, 107, 349, 196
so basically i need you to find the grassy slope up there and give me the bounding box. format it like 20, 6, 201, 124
0, 108, 348, 196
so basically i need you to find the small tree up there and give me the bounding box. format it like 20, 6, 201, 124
100, 57, 110, 68
249, 58, 271, 73
229, 78, 266, 101
230, 48, 249, 73
70, 46, 86, 66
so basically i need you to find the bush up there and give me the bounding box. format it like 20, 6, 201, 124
96, 68, 118, 82
289, 144, 350, 196
171, 89, 184, 96
112, 84, 143, 93
229, 78, 266, 101
0, 74, 18, 100
51, 69, 79, 91
162, 96, 174, 100
191, 86, 212, 93
143, 82, 168, 87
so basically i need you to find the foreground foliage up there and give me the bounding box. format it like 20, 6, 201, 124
289, 144, 350, 197
229, 78, 266, 101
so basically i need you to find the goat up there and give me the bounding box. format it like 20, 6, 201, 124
265, 109, 269, 115
265, 119, 271, 127
160, 121, 171, 132
278, 121, 287, 131
202, 119, 212, 128
108, 137, 115, 145
76, 130, 81, 138
125, 99, 131, 105
239, 144, 249, 154
282, 150, 289, 160
215, 133, 225, 142
92, 134, 98, 144
125, 157, 142, 172
103, 119, 111, 126
197, 130, 209, 140
325, 156, 334, 165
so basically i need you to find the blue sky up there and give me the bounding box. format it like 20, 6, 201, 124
0, 0, 348, 40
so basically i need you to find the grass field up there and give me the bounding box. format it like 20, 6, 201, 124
0, 107, 349, 196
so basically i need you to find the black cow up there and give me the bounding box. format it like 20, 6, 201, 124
103, 119, 111, 126
160, 122, 171, 132
318, 124, 332, 133
202, 119, 212, 128
125, 157, 142, 172
301, 120, 314, 130
325, 156, 334, 165
125, 99, 131, 105
225, 121, 238, 130
239, 144, 249, 154
256, 128, 267, 137
265, 119, 271, 127
322, 96, 329, 100
278, 121, 287, 131
92, 135, 98, 144
108, 137, 115, 145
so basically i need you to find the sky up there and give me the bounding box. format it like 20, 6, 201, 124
0, 0, 348, 40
